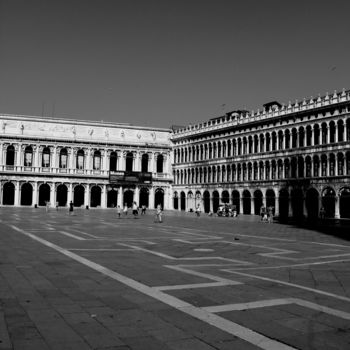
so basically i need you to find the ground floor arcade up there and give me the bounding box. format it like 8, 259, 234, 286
173, 182, 350, 220
0, 179, 171, 210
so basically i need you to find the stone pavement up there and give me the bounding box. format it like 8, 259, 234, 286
0, 207, 349, 350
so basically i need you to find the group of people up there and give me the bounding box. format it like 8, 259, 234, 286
115, 202, 163, 223
260, 205, 274, 223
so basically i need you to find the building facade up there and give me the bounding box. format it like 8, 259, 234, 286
0, 115, 173, 209
171, 90, 350, 220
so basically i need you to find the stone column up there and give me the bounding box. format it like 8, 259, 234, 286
52, 147, 57, 171
84, 184, 90, 208
103, 150, 108, 171
274, 196, 279, 216
149, 187, 155, 209
86, 149, 91, 171
117, 186, 123, 208
68, 183, 73, 204
134, 186, 140, 206
69, 148, 75, 170
50, 184, 56, 207
101, 184, 107, 208
14, 181, 20, 206
250, 197, 254, 215
334, 195, 340, 219
134, 152, 140, 172
33, 182, 38, 206
150, 153, 155, 174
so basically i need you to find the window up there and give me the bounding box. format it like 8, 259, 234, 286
77, 150, 84, 170
60, 149, 68, 168
24, 146, 33, 166
42, 147, 50, 167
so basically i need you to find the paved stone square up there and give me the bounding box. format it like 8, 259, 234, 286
0, 207, 350, 350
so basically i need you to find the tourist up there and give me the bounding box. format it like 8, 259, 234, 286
116, 205, 121, 218
69, 201, 74, 215
123, 203, 128, 216
132, 201, 139, 218
155, 204, 163, 223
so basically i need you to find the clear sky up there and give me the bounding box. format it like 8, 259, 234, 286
0, 0, 349, 129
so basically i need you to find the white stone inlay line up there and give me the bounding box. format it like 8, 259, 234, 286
9, 224, 296, 350
155, 281, 238, 291
203, 298, 350, 321
224, 270, 350, 302
58, 231, 86, 240
118, 243, 251, 265
232, 258, 350, 271
203, 299, 292, 313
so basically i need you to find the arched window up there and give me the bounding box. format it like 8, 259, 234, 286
6, 145, 15, 166
110, 151, 117, 171
156, 154, 164, 173
93, 150, 101, 170
141, 154, 149, 172
24, 146, 33, 166
125, 152, 133, 172
42, 147, 50, 167
76, 149, 85, 169
59, 148, 68, 169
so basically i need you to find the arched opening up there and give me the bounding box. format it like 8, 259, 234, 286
42, 147, 51, 167
3, 182, 15, 205
322, 187, 335, 218
141, 154, 149, 172
279, 189, 289, 221
266, 189, 275, 209
180, 191, 186, 211
93, 151, 101, 170
39, 183, 50, 206
24, 146, 33, 167
76, 150, 85, 170
73, 185, 85, 207
173, 191, 178, 210
90, 186, 101, 207
212, 191, 220, 213
242, 190, 251, 214
125, 152, 133, 172
139, 187, 149, 207
56, 184, 68, 206
109, 152, 117, 171
203, 191, 210, 213
123, 189, 134, 208
187, 191, 194, 211
21, 183, 33, 206
254, 190, 263, 215
107, 188, 118, 208
340, 188, 350, 218
232, 190, 240, 214
155, 188, 164, 209
291, 188, 304, 220
59, 148, 68, 169
305, 188, 319, 220
6, 145, 15, 166
221, 190, 229, 204
156, 154, 164, 173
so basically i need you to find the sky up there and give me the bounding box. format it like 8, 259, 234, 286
0, 0, 349, 129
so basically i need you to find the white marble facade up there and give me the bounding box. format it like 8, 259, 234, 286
0, 114, 173, 209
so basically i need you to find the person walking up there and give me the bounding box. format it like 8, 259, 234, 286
116, 205, 121, 218
123, 203, 128, 216
195, 203, 201, 217
69, 201, 74, 215
141, 204, 146, 215
132, 202, 139, 218
155, 204, 162, 223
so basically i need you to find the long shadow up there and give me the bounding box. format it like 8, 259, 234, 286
278, 217, 350, 241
